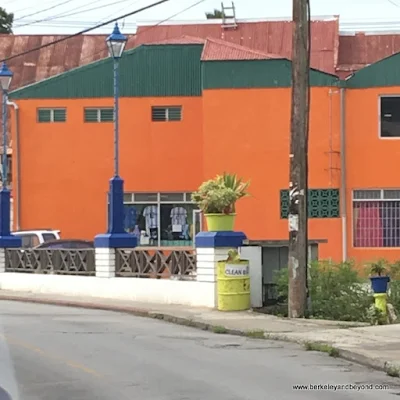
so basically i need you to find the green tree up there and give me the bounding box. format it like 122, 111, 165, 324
0, 7, 13, 34
205, 9, 224, 19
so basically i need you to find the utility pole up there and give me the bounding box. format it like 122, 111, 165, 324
288, 0, 310, 318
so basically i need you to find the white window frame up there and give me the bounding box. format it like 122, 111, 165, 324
84, 108, 114, 123
378, 95, 400, 140
37, 107, 66, 123
352, 188, 400, 248
151, 106, 182, 122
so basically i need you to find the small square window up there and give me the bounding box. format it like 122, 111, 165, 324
84, 109, 98, 122
38, 109, 51, 123
100, 108, 114, 122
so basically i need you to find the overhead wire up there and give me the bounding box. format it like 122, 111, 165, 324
1, 0, 173, 62
2, 0, 206, 64
78, 0, 206, 64
14, 0, 142, 29
14, 0, 78, 21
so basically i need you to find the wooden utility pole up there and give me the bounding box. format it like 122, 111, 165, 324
288, 0, 310, 318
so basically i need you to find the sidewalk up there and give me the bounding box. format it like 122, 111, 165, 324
1, 290, 400, 375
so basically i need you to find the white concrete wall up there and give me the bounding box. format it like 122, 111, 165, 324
0, 273, 216, 308
240, 246, 262, 308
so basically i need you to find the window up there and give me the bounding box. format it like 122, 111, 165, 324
37, 108, 66, 123
380, 96, 400, 138
17, 234, 40, 248
151, 106, 182, 122
84, 108, 114, 122
353, 189, 400, 247
108, 192, 201, 247
280, 189, 340, 219
42, 233, 57, 243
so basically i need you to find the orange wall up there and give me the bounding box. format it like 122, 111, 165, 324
18, 86, 398, 263
202, 87, 342, 260
14, 97, 203, 239
346, 87, 400, 262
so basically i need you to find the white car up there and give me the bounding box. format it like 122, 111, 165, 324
12, 229, 61, 248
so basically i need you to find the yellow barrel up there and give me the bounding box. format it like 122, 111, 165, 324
374, 293, 387, 315
217, 260, 251, 311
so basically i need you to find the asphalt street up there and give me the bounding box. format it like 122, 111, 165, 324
0, 301, 399, 400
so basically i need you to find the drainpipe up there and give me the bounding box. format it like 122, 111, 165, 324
7, 100, 20, 230
340, 87, 347, 261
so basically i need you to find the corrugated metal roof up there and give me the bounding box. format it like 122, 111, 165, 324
337, 33, 400, 78
0, 33, 136, 147
145, 35, 205, 44
0, 33, 136, 91
201, 38, 283, 61
135, 19, 340, 74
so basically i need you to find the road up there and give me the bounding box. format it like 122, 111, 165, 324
0, 302, 399, 400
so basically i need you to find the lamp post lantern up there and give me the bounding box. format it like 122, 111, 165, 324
0, 62, 20, 247
94, 23, 136, 248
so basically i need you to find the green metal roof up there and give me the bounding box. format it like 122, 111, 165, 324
346, 52, 400, 88
201, 59, 341, 89
10, 44, 343, 100
10, 44, 204, 99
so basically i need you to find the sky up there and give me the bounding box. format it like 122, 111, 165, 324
5, 0, 400, 35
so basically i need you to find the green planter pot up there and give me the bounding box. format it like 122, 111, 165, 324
205, 213, 236, 231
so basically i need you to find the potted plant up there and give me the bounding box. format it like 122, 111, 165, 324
192, 173, 250, 231
369, 259, 391, 294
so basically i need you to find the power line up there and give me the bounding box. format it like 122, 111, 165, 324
78, 0, 206, 64
1, 0, 173, 62
14, 0, 141, 28
387, 0, 400, 7
14, 0, 78, 21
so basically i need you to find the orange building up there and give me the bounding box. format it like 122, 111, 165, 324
7, 37, 400, 263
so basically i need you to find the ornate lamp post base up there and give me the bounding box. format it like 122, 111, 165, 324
94, 176, 137, 248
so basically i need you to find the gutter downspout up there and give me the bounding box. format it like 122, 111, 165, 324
7, 100, 20, 231
340, 88, 347, 262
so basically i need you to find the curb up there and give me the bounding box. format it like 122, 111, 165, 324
1, 294, 399, 377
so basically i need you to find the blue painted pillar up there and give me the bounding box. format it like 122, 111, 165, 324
0, 89, 20, 248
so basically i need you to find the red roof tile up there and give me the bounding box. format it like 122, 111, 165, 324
135, 19, 340, 74
201, 37, 283, 61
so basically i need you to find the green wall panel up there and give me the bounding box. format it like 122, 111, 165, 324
202, 59, 341, 89
280, 189, 340, 219
10, 44, 203, 99
346, 53, 400, 88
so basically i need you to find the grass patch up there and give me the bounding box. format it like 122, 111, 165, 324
245, 330, 265, 339
386, 365, 400, 378
212, 325, 228, 334
304, 341, 340, 357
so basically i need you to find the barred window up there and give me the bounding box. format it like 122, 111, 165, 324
151, 106, 182, 122
353, 189, 400, 247
37, 108, 66, 123
84, 108, 114, 122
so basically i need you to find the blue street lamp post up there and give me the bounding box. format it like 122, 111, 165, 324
0, 63, 20, 247
95, 23, 136, 248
